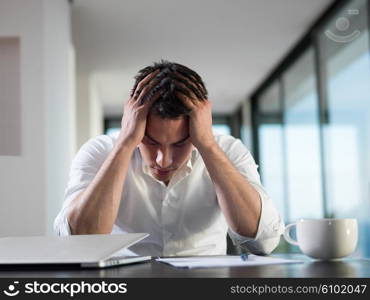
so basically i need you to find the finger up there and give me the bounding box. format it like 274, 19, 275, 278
175, 90, 196, 110
133, 69, 160, 99
138, 88, 163, 113
174, 81, 199, 107
135, 77, 161, 105
175, 69, 207, 98
172, 72, 205, 100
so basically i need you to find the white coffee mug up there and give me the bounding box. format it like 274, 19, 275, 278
284, 218, 358, 260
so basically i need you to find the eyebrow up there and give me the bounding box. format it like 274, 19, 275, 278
145, 133, 190, 145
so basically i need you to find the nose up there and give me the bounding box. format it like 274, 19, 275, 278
156, 147, 173, 169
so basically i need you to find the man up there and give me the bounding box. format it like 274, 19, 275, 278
54, 60, 284, 256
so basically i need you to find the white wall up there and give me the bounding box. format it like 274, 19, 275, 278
44, 0, 75, 234
0, 0, 74, 237
89, 75, 104, 138
75, 67, 104, 149
75, 73, 91, 148
0, 37, 21, 156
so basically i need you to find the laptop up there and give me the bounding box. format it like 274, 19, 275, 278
0, 233, 151, 268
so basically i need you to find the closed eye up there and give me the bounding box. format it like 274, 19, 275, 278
173, 141, 189, 147
143, 136, 158, 145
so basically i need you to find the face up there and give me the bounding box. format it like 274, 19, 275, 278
138, 113, 193, 184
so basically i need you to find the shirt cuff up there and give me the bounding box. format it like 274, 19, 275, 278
227, 183, 284, 254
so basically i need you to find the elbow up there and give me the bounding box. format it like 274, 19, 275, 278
65, 207, 80, 235
66, 208, 112, 235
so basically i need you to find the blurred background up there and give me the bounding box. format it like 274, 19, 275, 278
0, 0, 369, 257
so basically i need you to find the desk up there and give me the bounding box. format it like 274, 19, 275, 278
0, 254, 369, 278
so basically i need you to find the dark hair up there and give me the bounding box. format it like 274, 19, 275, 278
131, 60, 208, 118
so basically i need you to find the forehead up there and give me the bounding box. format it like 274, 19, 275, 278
146, 113, 189, 143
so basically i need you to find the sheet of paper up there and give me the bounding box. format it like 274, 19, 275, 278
156, 255, 303, 268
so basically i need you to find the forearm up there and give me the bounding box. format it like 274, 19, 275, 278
67, 139, 135, 234
197, 142, 261, 237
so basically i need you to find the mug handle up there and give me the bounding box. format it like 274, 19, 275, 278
283, 223, 299, 246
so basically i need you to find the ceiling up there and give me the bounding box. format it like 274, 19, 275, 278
71, 0, 334, 116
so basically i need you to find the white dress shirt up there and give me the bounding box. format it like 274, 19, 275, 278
54, 133, 284, 256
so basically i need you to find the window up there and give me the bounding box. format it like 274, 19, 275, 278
318, 0, 370, 256
251, 0, 370, 257
257, 81, 286, 220
212, 124, 231, 135
104, 118, 121, 136
282, 47, 324, 220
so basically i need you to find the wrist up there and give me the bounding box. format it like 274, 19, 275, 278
114, 136, 138, 153
194, 138, 218, 153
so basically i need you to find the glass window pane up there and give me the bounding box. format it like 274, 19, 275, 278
212, 124, 231, 135
259, 123, 286, 220
105, 127, 120, 136
283, 47, 324, 221
257, 81, 286, 220
319, 0, 370, 256
258, 82, 281, 114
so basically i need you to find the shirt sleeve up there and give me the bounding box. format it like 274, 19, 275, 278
217, 135, 285, 255
53, 135, 114, 236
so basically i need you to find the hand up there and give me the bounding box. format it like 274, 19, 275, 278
175, 83, 215, 150
118, 70, 161, 147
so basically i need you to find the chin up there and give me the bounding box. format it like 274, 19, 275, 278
153, 174, 171, 182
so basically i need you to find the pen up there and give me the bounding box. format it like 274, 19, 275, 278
240, 253, 249, 261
